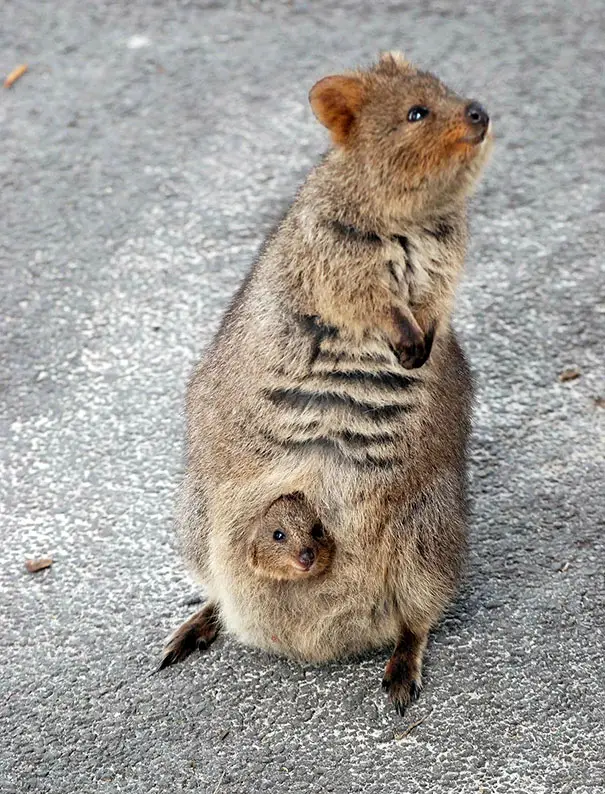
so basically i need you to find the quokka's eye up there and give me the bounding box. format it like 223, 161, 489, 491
407, 105, 430, 123
273, 529, 286, 542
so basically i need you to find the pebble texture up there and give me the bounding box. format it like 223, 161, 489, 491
1, 1, 604, 792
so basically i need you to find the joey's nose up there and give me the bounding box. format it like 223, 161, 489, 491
465, 101, 489, 129
299, 548, 315, 568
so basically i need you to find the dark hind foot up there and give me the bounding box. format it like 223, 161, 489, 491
382, 626, 428, 716
159, 602, 220, 670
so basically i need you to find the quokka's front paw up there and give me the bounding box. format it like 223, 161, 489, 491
159, 603, 220, 670
396, 323, 435, 370
391, 308, 435, 370
397, 339, 430, 370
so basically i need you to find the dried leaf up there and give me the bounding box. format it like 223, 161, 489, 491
559, 367, 581, 382
4, 64, 28, 89
25, 557, 53, 573
593, 396, 605, 409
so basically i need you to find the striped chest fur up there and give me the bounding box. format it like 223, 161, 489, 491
253, 235, 447, 472
260, 334, 422, 472
251, 219, 465, 474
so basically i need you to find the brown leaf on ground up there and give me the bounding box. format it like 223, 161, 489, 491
593, 396, 605, 408
559, 367, 581, 382
4, 64, 28, 89
25, 557, 53, 573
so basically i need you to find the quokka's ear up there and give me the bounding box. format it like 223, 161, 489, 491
376, 50, 415, 74
309, 74, 365, 145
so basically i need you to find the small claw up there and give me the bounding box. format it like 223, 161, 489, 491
397, 323, 435, 370
156, 653, 175, 673
409, 681, 422, 702
394, 700, 408, 717
398, 346, 422, 370
157, 647, 183, 671
399, 343, 429, 370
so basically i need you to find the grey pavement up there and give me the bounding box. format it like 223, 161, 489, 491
1, 1, 604, 792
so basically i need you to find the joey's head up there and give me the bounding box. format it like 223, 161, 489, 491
247, 493, 334, 582
309, 51, 492, 219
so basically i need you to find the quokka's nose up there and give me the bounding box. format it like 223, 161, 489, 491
298, 548, 315, 567
465, 101, 489, 129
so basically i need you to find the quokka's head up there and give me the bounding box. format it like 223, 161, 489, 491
246, 493, 334, 582
309, 51, 492, 215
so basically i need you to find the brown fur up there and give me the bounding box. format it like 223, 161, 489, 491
310, 75, 366, 146
247, 493, 334, 581
163, 52, 492, 713
159, 603, 220, 669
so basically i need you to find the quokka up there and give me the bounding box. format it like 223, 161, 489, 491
161, 51, 492, 714
246, 492, 334, 582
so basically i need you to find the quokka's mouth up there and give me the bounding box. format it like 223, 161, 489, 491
459, 124, 490, 146
291, 559, 314, 573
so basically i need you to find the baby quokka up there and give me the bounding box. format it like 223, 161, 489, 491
247, 492, 333, 581
161, 51, 492, 715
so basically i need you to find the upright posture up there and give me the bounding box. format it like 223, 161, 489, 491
163, 52, 492, 714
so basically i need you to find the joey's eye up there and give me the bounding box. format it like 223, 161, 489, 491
273, 529, 286, 542
407, 105, 430, 123
311, 522, 324, 540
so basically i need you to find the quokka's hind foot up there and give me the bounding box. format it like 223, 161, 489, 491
159, 602, 220, 670
381, 626, 428, 716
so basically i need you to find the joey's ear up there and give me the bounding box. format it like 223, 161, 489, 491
282, 491, 306, 504
269, 491, 304, 510
309, 75, 365, 145
246, 539, 259, 571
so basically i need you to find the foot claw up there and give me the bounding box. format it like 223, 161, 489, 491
157, 653, 175, 672
409, 681, 422, 703
382, 626, 428, 714
382, 665, 423, 714
394, 699, 408, 718
158, 642, 192, 671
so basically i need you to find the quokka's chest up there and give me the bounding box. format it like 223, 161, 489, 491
255, 327, 434, 475
383, 228, 462, 308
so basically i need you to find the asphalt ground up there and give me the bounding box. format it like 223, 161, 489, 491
1, 1, 604, 792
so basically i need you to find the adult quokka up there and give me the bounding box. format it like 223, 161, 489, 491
162, 51, 492, 714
